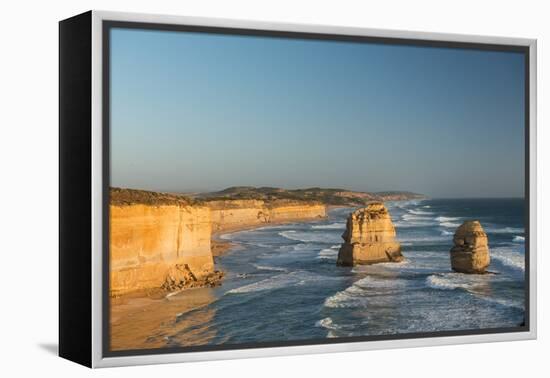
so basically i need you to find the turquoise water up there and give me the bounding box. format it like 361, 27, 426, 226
168, 198, 525, 346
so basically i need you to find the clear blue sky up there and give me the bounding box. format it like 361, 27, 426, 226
110, 28, 525, 198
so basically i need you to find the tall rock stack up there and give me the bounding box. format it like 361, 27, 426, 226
337, 203, 403, 266
450, 220, 490, 274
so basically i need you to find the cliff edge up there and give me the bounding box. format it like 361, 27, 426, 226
110, 202, 223, 296
109, 188, 327, 296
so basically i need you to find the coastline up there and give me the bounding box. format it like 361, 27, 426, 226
210, 213, 331, 257
110, 285, 217, 351
110, 213, 330, 350
109, 199, 426, 350
108, 198, 526, 349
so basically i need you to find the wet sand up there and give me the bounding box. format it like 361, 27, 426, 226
110, 287, 218, 351
110, 215, 327, 351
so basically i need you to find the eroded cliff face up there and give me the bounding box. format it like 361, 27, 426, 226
207, 200, 327, 232
110, 204, 219, 296
450, 220, 490, 274
337, 203, 402, 266
110, 195, 327, 296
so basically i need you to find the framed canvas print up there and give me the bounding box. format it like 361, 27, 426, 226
59, 10, 537, 368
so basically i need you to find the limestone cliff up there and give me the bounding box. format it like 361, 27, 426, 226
450, 221, 490, 274
207, 199, 327, 232
337, 203, 403, 266
110, 203, 222, 296
109, 188, 327, 296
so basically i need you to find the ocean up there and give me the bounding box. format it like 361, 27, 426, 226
166, 198, 526, 347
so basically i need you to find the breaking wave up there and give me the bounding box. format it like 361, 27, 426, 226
426, 273, 487, 291
252, 264, 287, 272
485, 226, 525, 234
426, 273, 523, 309
317, 248, 339, 260
227, 271, 324, 294
315, 317, 339, 330
402, 213, 431, 221
408, 209, 433, 215
278, 230, 340, 244
435, 216, 461, 222
491, 248, 525, 271
324, 276, 407, 308
324, 286, 370, 309
440, 221, 461, 228
311, 222, 345, 230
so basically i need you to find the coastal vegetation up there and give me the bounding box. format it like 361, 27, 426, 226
195, 186, 424, 206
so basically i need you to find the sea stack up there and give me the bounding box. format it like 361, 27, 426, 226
450, 220, 490, 274
336, 203, 403, 266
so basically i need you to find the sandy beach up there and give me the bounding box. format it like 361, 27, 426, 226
109, 216, 327, 351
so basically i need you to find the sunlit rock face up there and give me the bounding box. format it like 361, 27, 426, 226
109, 204, 217, 296
207, 200, 327, 232
337, 203, 403, 266
109, 199, 327, 296
450, 220, 490, 274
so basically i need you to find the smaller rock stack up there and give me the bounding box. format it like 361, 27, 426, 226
450, 220, 490, 274
337, 203, 403, 266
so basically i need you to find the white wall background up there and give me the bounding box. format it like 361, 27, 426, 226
0, 0, 546, 376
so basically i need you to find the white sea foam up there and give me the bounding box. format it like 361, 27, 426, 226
324, 276, 407, 308
485, 226, 525, 234
315, 317, 339, 330
392, 200, 420, 210
252, 264, 287, 272
227, 271, 322, 294
436, 216, 462, 229
353, 275, 409, 290
513, 235, 525, 243
311, 222, 346, 230
395, 218, 434, 228
440, 221, 461, 228
324, 289, 369, 309
254, 224, 296, 231
435, 216, 460, 222
317, 248, 339, 260
426, 273, 524, 310
277, 243, 315, 252
278, 230, 340, 244
481, 296, 524, 310
441, 230, 453, 236
426, 273, 484, 291
408, 209, 433, 215
315, 317, 364, 332
491, 248, 525, 271
351, 259, 411, 272
402, 214, 431, 221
